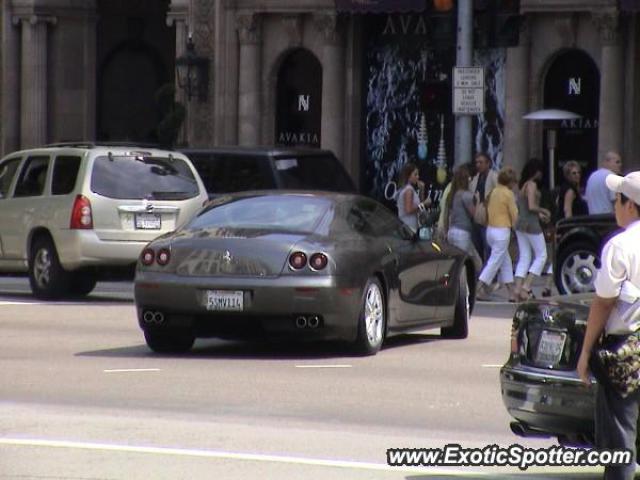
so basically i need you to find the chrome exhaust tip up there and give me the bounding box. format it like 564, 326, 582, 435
143, 310, 155, 324
307, 315, 320, 329
143, 310, 165, 325
295, 316, 308, 328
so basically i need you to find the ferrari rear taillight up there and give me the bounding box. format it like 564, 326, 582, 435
309, 253, 328, 270
289, 252, 307, 270
156, 248, 171, 266
70, 195, 93, 229
141, 248, 155, 266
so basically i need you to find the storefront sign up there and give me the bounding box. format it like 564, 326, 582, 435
275, 50, 322, 148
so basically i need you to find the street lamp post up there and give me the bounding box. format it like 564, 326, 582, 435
175, 34, 209, 102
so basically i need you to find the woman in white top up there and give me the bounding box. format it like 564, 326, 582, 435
396, 162, 431, 232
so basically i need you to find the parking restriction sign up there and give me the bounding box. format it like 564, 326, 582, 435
453, 67, 485, 115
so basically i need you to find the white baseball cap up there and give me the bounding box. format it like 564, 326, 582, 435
606, 171, 640, 205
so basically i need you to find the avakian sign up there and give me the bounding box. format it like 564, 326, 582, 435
275, 50, 322, 148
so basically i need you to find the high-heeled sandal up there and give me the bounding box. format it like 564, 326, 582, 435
519, 289, 536, 302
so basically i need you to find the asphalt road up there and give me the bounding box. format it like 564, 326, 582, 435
0, 277, 607, 479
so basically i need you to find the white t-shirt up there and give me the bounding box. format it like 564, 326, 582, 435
594, 220, 640, 334
397, 184, 419, 232
586, 167, 616, 214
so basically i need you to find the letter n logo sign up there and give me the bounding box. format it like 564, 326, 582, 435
568, 78, 581, 96
298, 95, 310, 112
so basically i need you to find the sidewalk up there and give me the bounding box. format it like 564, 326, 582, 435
476, 274, 558, 304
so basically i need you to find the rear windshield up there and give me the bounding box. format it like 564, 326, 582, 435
274, 155, 356, 192
91, 155, 199, 200
190, 195, 331, 233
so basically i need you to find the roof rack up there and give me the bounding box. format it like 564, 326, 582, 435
44, 141, 169, 149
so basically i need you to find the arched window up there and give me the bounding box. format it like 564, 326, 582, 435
544, 49, 600, 179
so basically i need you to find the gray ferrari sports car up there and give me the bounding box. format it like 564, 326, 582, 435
134, 191, 476, 355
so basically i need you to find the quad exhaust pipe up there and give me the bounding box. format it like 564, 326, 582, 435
295, 315, 321, 329
142, 310, 165, 325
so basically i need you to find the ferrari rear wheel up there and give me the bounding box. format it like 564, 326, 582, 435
144, 329, 195, 354
353, 278, 385, 356
441, 267, 469, 339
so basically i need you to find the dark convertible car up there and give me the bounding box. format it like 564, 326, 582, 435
500, 295, 597, 446
134, 191, 476, 355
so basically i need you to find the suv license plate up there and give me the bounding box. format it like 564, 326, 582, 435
135, 213, 161, 230
206, 290, 244, 311
535, 330, 567, 366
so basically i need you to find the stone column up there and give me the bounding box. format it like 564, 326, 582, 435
315, 13, 345, 162
20, 15, 55, 149
237, 13, 261, 146
594, 11, 624, 162
2, 7, 20, 154
503, 16, 531, 173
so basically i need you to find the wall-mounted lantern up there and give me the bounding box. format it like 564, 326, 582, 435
175, 34, 209, 102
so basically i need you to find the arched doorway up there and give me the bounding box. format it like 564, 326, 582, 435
96, 0, 174, 143
275, 49, 322, 147
543, 49, 600, 182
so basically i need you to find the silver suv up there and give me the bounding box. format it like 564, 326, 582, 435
0, 143, 208, 299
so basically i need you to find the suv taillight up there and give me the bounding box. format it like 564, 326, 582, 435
70, 195, 93, 229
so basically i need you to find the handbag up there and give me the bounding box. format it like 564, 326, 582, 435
473, 190, 491, 226
592, 289, 640, 397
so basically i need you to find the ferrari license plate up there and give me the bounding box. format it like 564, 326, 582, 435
135, 213, 161, 230
535, 330, 567, 366
206, 290, 244, 311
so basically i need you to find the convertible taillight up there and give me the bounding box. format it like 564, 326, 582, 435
289, 252, 307, 270
309, 253, 328, 270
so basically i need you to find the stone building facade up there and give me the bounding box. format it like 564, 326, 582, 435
0, 0, 638, 202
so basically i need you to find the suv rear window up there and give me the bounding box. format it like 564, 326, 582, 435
274, 155, 355, 192
91, 155, 199, 200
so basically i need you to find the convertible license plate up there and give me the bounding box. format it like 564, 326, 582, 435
206, 290, 244, 311
535, 330, 567, 366
135, 213, 161, 230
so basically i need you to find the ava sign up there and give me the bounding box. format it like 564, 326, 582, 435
453, 67, 485, 115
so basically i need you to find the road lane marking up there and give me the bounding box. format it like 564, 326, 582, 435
294, 365, 352, 369
103, 369, 161, 373
481, 364, 503, 368
0, 301, 41, 305
0, 438, 487, 476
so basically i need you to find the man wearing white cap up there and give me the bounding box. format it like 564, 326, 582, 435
578, 171, 640, 479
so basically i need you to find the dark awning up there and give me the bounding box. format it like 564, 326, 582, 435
335, 0, 427, 13
621, 0, 640, 11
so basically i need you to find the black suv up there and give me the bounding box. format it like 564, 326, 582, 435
180, 147, 357, 197
554, 213, 619, 294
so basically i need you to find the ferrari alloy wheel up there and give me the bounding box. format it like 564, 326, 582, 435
441, 266, 469, 339
354, 278, 385, 355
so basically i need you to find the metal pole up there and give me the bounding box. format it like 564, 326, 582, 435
454, 0, 473, 168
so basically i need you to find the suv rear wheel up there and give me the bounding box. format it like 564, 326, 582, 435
555, 242, 599, 295
29, 237, 70, 300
